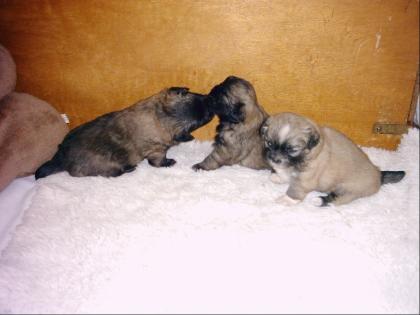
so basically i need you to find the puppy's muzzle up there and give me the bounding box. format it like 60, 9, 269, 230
266, 150, 282, 164
192, 94, 214, 121
205, 94, 224, 116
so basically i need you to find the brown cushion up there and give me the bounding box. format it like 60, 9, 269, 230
0, 92, 68, 191
0, 44, 16, 100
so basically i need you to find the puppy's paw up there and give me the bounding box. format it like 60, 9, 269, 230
192, 163, 206, 171
270, 173, 282, 183
270, 173, 288, 184
122, 164, 136, 173
311, 193, 336, 207
310, 196, 324, 207
162, 158, 176, 167
276, 195, 301, 206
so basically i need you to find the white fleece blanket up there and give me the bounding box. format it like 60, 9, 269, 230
0, 176, 35, 253
0, 129, 418, 314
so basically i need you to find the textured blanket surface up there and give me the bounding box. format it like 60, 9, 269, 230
0, 130, 418, 314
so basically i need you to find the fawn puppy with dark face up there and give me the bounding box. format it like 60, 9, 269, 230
35, 87, 214, 178
193, 76, 271, 171
261, 112, 405, 206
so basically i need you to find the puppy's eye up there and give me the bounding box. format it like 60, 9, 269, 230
286, 146, 299, 156
266, 141, 273, 148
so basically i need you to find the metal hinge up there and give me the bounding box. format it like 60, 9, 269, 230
373, 123, 408, 135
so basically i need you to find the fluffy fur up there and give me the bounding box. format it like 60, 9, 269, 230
35, 87, 213, 178
193, 76, 270, 171
261, 112, 405, 206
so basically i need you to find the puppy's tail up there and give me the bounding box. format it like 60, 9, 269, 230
35, 159, 63, 180
380, 171, 405, 185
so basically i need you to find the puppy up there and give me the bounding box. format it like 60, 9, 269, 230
192, 76, 271, 171
35, 87, 214, 178
261, 112, 405, 206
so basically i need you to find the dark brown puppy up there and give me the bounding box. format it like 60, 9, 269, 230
193, 76, 271, 171
35, 87, 213, 178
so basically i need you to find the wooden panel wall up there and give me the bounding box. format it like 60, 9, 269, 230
0, 0, 418, 149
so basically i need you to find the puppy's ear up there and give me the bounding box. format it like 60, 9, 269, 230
168, 87, 189, 96
307, 130, 320, 150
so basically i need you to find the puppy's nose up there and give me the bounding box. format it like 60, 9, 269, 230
266, 150, 281, 164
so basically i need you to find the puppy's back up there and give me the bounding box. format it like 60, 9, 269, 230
320, 126, 381, 193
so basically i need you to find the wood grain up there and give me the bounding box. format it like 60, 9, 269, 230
0, 0, 418, 149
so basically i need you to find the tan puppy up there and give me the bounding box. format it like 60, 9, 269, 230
260, 112, 405, 206
35, 87, 213, 178
193, 76, 271, 171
